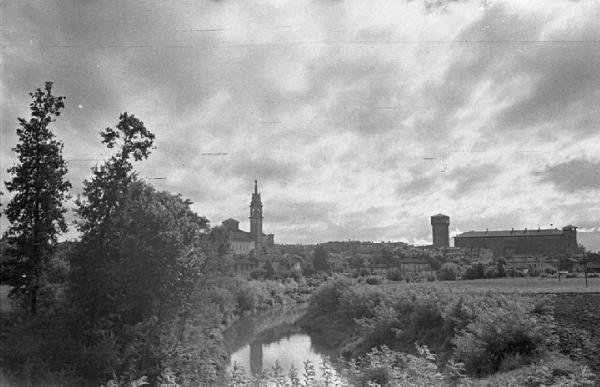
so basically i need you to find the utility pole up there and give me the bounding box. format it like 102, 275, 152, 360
584, 250, 588, 288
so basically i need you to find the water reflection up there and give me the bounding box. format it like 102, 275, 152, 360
250, 340, 262, 375
223, 306, 338, 380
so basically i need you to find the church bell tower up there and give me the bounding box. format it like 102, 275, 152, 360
250, 180, 263, 247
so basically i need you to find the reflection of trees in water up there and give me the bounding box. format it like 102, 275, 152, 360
304, 329, 342, 356
223, 306, 307, 353
223, 305, 343, 378
256, 322, 302, 345
250, 341, 263, 376
247, 323, 304, 376
225, 309, 306, 377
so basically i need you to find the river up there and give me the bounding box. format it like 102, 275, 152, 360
223, 306, 341, 383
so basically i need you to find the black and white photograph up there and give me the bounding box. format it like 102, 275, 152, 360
1, 1, 599, 386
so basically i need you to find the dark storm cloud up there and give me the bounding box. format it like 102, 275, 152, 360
539, 158, 600, 193
396, 167, 439, 197
305, 55, 411, 135
415, 5, 539, 140
442, 2, 600, 137
228, 154, 301, 183
448, 163, 499, 196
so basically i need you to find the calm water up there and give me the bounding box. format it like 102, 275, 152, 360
223, 306, 340, 382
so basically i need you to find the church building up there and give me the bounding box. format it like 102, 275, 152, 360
222, 180, 275, 255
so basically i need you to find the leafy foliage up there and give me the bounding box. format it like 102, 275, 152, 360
305, 280, 577, 380
3, 82, 71, 314
312, 245, 330, 273
65, 113, 213, 382
437, 262, 459, 281
453, 303, 553, 375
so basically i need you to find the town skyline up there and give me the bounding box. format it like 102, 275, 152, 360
1, 1, 600, 250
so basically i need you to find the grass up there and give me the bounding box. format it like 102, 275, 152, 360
442, 276, 600, 293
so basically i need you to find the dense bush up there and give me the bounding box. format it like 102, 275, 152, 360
306, 280, 564, 378
386, 268, 403, 281
338, 286, 382, 320
437, 262, 458, 281
309, 277, 352, 314
453, 303, 554, 375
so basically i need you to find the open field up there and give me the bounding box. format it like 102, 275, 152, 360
442, 276, 600, 293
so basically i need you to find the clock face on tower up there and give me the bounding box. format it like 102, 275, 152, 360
251, 208, 261, 217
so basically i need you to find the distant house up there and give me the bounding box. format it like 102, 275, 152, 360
233, 258, 259, 275
371, 264, 392, 275
370, 260, 432, 275
503, 255, 558, 274
397, 260, 432, 273
443, 247, 493, 263
232, 253, 302, 276
574, 256, 600, 273
587, 261, 600, 273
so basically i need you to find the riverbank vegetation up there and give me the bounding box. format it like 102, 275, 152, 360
0, 84, 310, 387
298, 278, 597, 386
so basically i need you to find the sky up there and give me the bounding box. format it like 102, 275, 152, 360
1, 0, 600, 250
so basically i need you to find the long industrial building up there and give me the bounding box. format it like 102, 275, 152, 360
454, 225, 580, 258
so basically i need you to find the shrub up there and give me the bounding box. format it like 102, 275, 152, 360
346, 345, 451, 387
366, 276, 382, 285
339, 287, 382, 320
309, 277, 352, 314
437, 263, 458, 281
453, 304, 552, 376
236, 285, 259, 312
387, 268, 403, 281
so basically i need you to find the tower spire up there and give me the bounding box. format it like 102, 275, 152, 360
250, 180, 263, 248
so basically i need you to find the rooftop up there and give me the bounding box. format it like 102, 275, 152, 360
455, 228, 567, 238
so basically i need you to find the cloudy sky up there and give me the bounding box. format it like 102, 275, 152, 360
2, 0, 600, 250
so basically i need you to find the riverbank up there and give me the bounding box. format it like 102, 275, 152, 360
297, 278, 598, 386
176, 278, 317, 385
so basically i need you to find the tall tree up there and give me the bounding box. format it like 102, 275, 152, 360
75, 112, 155, 236
3, 82, 71, 314
69, 112, 156, 331
68, 114, 215, 380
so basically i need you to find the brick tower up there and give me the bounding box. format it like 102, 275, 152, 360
431, 214, 450, 248
249, 180, 263, 247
